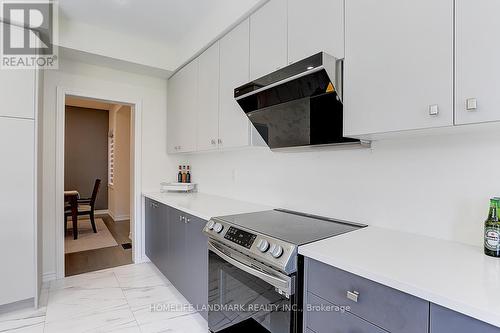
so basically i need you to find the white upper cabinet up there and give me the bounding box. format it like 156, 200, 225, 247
167, 69, 182, 153
167, 60, 198, 153
0, 24, 35, 119
344, 0, 454, 137
0, 69, 35, 119
288, 0, 344, 63
197, 42, 220, 151
0, 117, 34, 305
249, 0, 287, 80
219, 19, 251, 149
455, 0, 500, 125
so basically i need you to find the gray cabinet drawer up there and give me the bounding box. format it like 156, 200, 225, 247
430, 304, 500, 333
306, 258, 429, 333
307, 292, 387, 333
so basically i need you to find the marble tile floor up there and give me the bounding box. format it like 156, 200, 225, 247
0, 263, 208, 333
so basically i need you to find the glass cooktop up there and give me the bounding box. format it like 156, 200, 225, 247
215, 209, 366, 245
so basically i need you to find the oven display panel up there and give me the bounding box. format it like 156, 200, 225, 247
224, 227, 257, 249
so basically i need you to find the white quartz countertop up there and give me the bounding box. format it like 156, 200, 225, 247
142, 192, 272, 221
299, 226, 500, 328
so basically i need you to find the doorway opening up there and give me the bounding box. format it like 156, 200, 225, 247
62, 95, 134, 276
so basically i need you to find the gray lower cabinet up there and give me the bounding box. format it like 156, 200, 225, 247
184, 211, 209, 313
166, 208, 187, 293
305, 257, 500, 333
145, 198, 167, 272
307, 292, 387, 333
305, 258, 429, 333
145, 199, 208, 320
430, 304, 500, 333
166, 208, 209, 313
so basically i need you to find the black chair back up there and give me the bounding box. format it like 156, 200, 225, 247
90, 179, 101, 208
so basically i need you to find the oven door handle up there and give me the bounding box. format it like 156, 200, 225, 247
208, 241, 293, 295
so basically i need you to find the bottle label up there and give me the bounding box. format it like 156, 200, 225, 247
485, 228, 500, 251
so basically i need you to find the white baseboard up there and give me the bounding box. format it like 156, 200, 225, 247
42, 271, 57, 283
135, 255, 151, 264
108, 210, 130, 222
95, 209, 109, 215
0, 298, 34, 312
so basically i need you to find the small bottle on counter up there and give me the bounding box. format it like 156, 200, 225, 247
484, 198, 500, 258
181, 165, 187, 183
186, 165, 191, 183
177, 165, 183, 183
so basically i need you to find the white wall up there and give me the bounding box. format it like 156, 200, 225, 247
58, 18, 177, 71
108, 105, 131, 221
178, 130, 500, 247
42, 59, 174, 278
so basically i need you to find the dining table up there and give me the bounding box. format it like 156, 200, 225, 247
64, 190, 80, 240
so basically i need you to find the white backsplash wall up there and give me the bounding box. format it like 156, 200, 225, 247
179, 130, 500, 247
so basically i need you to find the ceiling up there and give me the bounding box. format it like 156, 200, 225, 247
58, 0, 261, 69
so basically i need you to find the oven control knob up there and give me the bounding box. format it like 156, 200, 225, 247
206, 221, 215, 230
270, 244, 283, 258
213, 223, 224, 233
257, 239, 269, 252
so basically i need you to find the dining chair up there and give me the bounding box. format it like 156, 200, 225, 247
65, 179, 101, 238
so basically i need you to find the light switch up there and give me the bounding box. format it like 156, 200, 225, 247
466, 98, 477, 111
429, 104, 439, 116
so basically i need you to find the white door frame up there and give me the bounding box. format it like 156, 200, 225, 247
55, 86, 143, 279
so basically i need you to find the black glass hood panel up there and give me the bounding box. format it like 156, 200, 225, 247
234, 53, 359, 150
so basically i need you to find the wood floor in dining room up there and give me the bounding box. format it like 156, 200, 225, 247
65, 214, 133, 276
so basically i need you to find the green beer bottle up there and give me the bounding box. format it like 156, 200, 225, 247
484, 198, 500, 257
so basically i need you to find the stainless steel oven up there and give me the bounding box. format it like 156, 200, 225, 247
207, 239, 300, 333
203, 209, 366, 333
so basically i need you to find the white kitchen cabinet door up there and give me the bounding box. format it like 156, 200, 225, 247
344, 0, 454, 137
197, 42, 220, 151
0, 24, 35, 119
0, 117, 35, 305
288, 0, 344, 63
219, 19, 251, 149
249, 0, 287, 80
167, 60, 198, 153
167, 71, 181, 153
455, 0, 500, 125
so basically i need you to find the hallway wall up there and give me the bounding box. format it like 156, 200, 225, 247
64, 106, 108, 210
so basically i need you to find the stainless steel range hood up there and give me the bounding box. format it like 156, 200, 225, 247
234, 52, 362, 150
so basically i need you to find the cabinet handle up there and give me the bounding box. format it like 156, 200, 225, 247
466, 98, 477, 111
428, 104, 439, 116
211, 139, 216, 145
346, 290, 359, 303
179, 215, 183, 221
185, 218, 190, 224
218, 138, 223, 145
